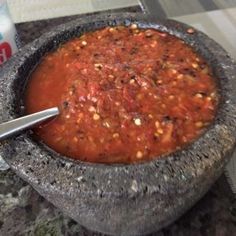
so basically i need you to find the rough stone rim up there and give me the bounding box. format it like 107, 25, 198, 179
0, 13, 236, 200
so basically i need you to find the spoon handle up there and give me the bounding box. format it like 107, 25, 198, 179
0, 107, 59, 141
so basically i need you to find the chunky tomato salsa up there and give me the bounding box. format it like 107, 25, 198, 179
25, 25, 218, 163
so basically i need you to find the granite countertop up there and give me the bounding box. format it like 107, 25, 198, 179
1, 169, 236, 235
1, 11, 236, 236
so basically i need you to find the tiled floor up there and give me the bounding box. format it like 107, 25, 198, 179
140, 0, 236, 17
8, 0, 236, 23
7, 0, 139, 23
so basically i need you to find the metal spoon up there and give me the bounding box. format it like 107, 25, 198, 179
0, 107, 59, 141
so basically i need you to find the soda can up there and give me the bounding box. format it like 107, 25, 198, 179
0, 0, 20, 65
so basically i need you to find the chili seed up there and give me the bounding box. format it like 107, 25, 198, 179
150, 41, 157, 48
136, 94, 143, 100
88, 106, 96, 112
171, 69, 177, 74
109, 27, 115, 32
130, 23, 138, 29
88, 136, 94, 142
76, 113, 83, 124
161, 104, 166, 109
91, 97, 98, 103
183, 136, 187, 142
93, 113, 100, 120
148, 114, 153, 119
108, 74, 115, 79
113, 133, 119, 138
103, 121, 110, 128
158, 32, 167, 37
157, 128, 163, 134
136, 151, 143, 159
73, 137, 78, 142
134, 118, 142, 126
169, 95, 174, 100
55, 137, 62, 142
145, 30, 153, 37
94, 63, 103, 69
155, 121, 160, 128
195, 93, 203, 98
129, 79, 135, 84
192, 63, 198, 69
187, 28, 195, 34
81, 41, 87, 46
210, 92, 216, 97
195, 121, 203, 128
82, 68, 88, 74
177, 74, 184, 79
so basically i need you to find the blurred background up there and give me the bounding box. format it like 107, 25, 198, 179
7, 0, 236, 23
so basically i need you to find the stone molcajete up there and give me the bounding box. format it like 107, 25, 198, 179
0, 13, 236, 236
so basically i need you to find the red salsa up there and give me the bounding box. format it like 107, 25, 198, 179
25, 25, 218, 163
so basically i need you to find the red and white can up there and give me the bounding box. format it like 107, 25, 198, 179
0, 0, 19, 65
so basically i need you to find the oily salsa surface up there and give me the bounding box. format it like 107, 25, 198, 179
25, 25, 218, 164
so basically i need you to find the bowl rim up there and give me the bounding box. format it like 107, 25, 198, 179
1, 12, 236, 199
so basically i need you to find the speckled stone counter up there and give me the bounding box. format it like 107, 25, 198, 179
0, 11, 236, 236
1, 169, 236, 236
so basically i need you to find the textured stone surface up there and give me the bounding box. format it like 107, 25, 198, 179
0, 170, 236, 236
1, 12, 236, 235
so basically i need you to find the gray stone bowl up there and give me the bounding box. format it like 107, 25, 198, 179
1, 13, 236, 236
